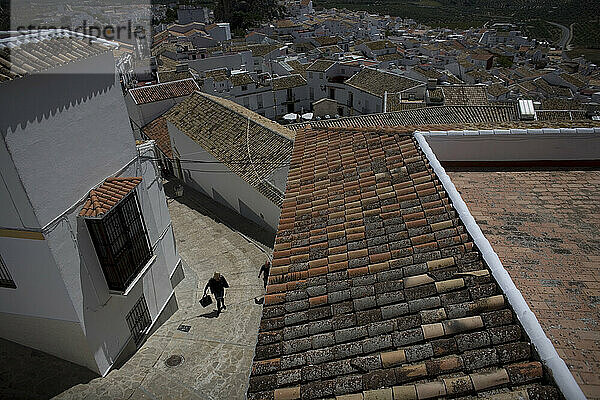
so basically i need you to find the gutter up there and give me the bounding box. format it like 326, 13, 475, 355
414, 132, 586, 400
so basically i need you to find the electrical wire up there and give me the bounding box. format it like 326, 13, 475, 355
138, 155, 291, 166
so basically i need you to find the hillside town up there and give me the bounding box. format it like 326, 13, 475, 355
0, 0, 599, 400
134, 0, 600, 127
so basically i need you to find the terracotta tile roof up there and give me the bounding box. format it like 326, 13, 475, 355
559, 73, 587, 89
316, 44, 343, 53
346, 68, 424, 99
363, 40, 396, 51
536, 110, 587, 121
313, 36, 341, 46
272, 74, 307, 91
247, 127, 560, 400
231, 43, 282, 57
487, 83, 510, 98
0, 33, 112, 82
448, 170, 600, 400
412, 67, 443, 80
157, 69, 193, 83
165, 92, 294, 206
141, 115, 172, 157
386, 94, 426, 112
288, 105, 517, 131
286, 60, 308, 76
205, 68, 229, 82
306, 59, 336, 72
79, 177, 142, 218
129, 78, 199, 105
230, 72, 255, 87
376, 53, 403, 62
541, 98, 582, 110
440, 86, 489, 106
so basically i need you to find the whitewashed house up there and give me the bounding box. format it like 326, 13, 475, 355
0, 31, 180, 376
228, 72, 276, 119
124, 78, 199, 137
306, 59, 336, 103
205, 23, 232, 42
356, 40, 397, 59
165, 92, 294, 231
345, 67, 425, 113
271, 74, 310, 118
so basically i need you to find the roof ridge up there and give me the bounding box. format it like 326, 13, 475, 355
194, 91, 295, 141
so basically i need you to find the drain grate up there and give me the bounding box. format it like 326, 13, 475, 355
165, 355, 184, 367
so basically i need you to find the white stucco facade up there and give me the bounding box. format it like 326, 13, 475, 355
168, 122, 284, 232
0, 46, 180, 376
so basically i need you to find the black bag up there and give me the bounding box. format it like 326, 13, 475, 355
200, 295, 212, 307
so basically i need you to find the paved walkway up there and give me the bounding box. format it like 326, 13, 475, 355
1, 180, 271, 400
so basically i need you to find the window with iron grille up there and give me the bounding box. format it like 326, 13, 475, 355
0, 254, 16, 289
86, 191, 152, 292
126, 295, 151, 347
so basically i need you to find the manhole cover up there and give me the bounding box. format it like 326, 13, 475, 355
165, 355, 184, 367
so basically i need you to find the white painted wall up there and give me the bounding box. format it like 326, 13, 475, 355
1, 52, 136, 228
0, 51, 180, 375
0, 135, 39, 230
169, 123, 283, 231
125, 93, 191, 137
189, 51, 253, 73
41, 141, 179, 375
424, 132, 600, 162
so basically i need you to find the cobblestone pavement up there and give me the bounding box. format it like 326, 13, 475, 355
449, 170, 600, 399
1, 181, 272, 400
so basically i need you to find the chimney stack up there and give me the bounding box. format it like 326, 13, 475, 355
427, 78, 437, 90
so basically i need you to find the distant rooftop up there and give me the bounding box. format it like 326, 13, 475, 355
289, 105, 518, 131
345, 68, 423, 98
272, 74, 307, 91
128, 78, 199, 105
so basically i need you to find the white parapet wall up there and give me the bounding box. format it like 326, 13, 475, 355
414, 131, 587, 400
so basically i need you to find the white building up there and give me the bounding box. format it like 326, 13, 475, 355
177, 5, 211, 24
206, 23, 232, 42
0, 31, 181, 376
271, 74, 310, 118
165, 91, 294, 231
124, 78, 199, 137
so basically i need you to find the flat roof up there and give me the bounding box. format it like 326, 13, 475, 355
448, 169, 600, 400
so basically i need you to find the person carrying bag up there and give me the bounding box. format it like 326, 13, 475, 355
203, 272, 229, 313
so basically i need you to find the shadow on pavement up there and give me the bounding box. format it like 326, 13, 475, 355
0, 337, 97, 399
163, 178, 276, 249
200, 310, 220, 319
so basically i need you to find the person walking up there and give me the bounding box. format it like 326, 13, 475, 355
203, 272, 229, 313
258, 260, 271, 289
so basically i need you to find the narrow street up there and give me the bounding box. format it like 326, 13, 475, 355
2, 180, 272, 400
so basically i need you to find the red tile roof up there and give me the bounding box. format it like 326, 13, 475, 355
141, 115, 172, 157
128, 78, 198, 105
247, 127, 561, 399
79, 177, 142, 217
